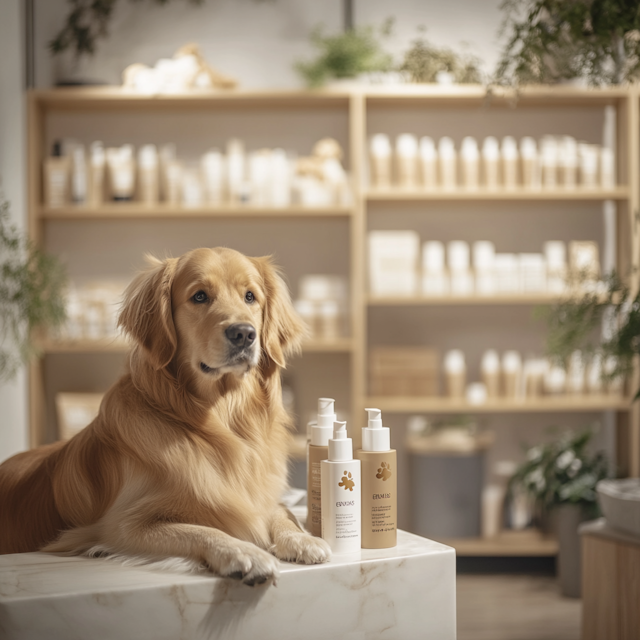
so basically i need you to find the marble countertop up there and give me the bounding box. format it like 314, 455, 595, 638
0, 530, 456, 640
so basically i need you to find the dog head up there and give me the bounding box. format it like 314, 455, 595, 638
118, 248, 305, 387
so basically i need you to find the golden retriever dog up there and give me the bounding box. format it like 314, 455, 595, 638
0, 247, 330, 585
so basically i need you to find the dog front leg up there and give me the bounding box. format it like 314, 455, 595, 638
268, 505, 331, 564
45, 520, 280, 586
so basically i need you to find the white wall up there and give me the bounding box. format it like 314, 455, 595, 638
0, 0, 28, 462
34, 0, 503, 88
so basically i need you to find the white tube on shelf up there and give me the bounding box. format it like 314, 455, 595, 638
501, 136, 519, 191
137, 144, 159, 206
558, 136, 578, 189
544, 360, 567, 395
444, 349, 466, 398
71, 144, 87, 204
481, 349, 501, 398
419, 136, 438, 190
201, 149, 225, 205
579, 143, 599, 189
88, 141, 105, 207
482, 137, 500, 191
540, 136, 558, 189
182, 166, 203, 208
422, 241, 448, 295
502, 350, 522, 398
473, 241, 496, 295
438, 137, 457, 191
396, 134, 419, 189
520, 137, 540, 190
370, 134, 392, 189
226, 138, 245, 204
448, 241, 473, 296
460, 136, 480, 191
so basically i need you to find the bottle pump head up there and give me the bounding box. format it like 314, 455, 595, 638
363, 408, 390, 452
311, 397, 336, 446
328, 421, 353, 462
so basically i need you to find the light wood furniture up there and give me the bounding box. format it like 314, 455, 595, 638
581, 519, 640, 640
27, 85, 640, 558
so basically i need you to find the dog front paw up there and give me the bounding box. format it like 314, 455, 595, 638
208, 539, 280, 587
270, 531, 331, 565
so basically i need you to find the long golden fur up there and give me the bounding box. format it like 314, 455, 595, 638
0, 247, 330, 584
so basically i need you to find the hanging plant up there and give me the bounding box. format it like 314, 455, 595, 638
0, 196, 67, 381
399, 28, 483, 84
295, 19, 395, 88
50, 0, 205, 57
495, 0, 640, 86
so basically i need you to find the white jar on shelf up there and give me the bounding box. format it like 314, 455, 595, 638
460, 137, 480, 191
369, 134, 392, 189
395, 134, 419, 189
482, 137, 500, 191
558, 136, 578, 189
473, 241, 496, 296
540, 136, 559, 189
520, 137, 540, 190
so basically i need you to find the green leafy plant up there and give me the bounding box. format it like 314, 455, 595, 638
50, 0, 204, 57
295, 20, 394, 88
537, 271, 640, 398
495, 0, 640, 86
510, 427, 608, 516
0, 195, 67, 381
399, 28, 483, 84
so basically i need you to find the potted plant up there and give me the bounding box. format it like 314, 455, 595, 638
510, 428, 608, 597
295, 20, 394, 88
399, 28, 483, 84
495, 0, 640, 86
538, 271, 640, 401
0, 195, 67, 381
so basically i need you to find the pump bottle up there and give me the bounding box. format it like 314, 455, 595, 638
355, 408, 397, 549
306, 398, 336, 537
321, 421, 361, 553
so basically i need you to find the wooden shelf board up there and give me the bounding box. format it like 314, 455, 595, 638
366, 395, 631, 413
366, 187, 629, 202
31, 87, 351, 110
436, 530, 558, 557
40, 204, 354, 220
367, 294, 562, 306
41, 338, 352, 355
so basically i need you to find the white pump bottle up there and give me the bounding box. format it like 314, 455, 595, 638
321, 421, 361, 553
306, 398, 336, 537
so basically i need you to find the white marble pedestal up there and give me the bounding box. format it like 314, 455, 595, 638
0, 530, 456, 640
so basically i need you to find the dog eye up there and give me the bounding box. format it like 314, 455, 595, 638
192, 291, 208, 304
245, 291, 255, 304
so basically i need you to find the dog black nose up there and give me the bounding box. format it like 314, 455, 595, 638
225, 323, 256, 348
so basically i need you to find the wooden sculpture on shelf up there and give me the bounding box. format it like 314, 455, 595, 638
122, 43, 237, 94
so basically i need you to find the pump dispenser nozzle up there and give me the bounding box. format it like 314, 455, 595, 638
362, 407, 390, 452
311, 398, 336, 446
328, 421, 353, 461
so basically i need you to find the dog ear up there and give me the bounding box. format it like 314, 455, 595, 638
251, 256, 306, 369
118, 256, 179, 370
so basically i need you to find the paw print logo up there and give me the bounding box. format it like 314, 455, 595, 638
376, 462, 392, 481
339, 471, 355, 491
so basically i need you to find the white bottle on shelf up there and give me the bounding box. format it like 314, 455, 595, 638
482, 137, 500, 190
481, 349, 501, 398
422, 241, 449, 296
461, 136, 480, 191
444, 349, 466, 398
544, 241, 567, 294
321, 421, 361, 554
201, 149, 225, 205
473, 241, 495, 296
369, 134, 392, 189
395, 134, 419, 189
447, 241, 473, 296
540, 136, 559, 189
501, 136, 519, 190
438, 137, 457, 191
520, 137, 540, 190
502, 350, 522, 398
419, 136, 438, 190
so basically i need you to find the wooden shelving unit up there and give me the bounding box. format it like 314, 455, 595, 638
367, 395, 631, 414
28, 85, 640, 558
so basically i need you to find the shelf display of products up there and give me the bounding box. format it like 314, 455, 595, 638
43, 137, 352, 210
293, 275, 349, 341
368, 126, 616, 191
368, 232, 601, 298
